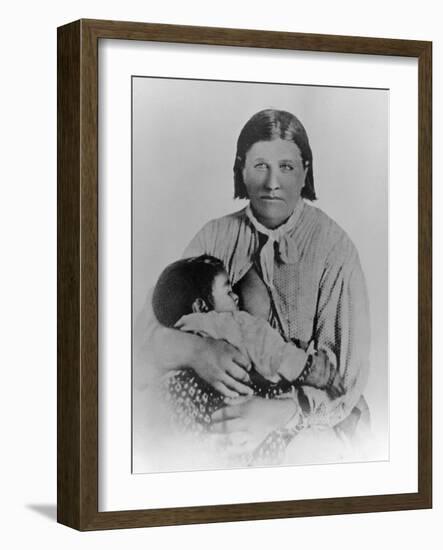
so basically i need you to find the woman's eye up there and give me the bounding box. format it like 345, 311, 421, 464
280, 163, 294, 172
254, 162, 268, 170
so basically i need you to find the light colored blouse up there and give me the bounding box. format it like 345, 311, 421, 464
182, 201, 370, 427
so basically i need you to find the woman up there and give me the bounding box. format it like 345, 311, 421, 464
136, 108, 371, 465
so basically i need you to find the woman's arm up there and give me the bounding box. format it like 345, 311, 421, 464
134, 290, 253, 396
303, 238, 371, 426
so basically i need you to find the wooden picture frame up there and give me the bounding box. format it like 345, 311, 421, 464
57, 18, 432, 530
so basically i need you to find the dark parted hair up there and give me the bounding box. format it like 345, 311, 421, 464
152, 255, 226, 327
233, 109, 316, 201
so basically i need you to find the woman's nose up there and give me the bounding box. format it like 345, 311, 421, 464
264, 168, 280, 190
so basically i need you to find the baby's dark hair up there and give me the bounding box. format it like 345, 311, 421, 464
152, 255, 226, 327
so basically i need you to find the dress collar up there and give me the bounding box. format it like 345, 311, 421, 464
245, 200, 304, 288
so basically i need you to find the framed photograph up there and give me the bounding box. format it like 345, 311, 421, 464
57, 19, 432, 530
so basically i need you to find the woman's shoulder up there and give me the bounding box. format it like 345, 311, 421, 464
302, 202, 358, 260
192, 207, 249, 245
202, 207, 248, 231
183, 206, 252, 263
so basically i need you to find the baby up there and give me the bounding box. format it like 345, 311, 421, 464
152, 254, 345, 438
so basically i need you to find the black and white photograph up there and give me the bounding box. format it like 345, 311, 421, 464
132, 77, 389, 474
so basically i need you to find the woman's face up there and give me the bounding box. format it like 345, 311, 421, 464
242, 138, 307, 229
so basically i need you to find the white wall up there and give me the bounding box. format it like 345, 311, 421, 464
1, 0, 440, 547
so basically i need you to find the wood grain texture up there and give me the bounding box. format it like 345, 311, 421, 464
57, 19, 432, 531
82, 18, 428, 56
417, 42, 432, 506
57, 20, 81, 529
78, 18, 100, 529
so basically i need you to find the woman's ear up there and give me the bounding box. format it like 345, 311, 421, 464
303, 160, 309, 181
301, 162, 309, 193
192, 298, 209, 313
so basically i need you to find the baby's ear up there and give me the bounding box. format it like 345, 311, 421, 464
192, 298, 209, 313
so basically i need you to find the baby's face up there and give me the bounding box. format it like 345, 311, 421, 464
211, 271, 239, 313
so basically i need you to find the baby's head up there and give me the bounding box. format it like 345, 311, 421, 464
152, 255, 239, 327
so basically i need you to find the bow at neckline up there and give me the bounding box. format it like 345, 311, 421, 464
245, 200, 304, 289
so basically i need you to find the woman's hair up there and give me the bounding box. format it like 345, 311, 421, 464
233, 109, 316, 201
152, 255, 226, 327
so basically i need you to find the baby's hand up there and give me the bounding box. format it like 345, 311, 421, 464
300, 351, 345, 398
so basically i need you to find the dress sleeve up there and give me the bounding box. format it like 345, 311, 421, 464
134, 221, 215, 379
182, 220, 218, 258
301, 237, 371, 427
133, 288, 164, 389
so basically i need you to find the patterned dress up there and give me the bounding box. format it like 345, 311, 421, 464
161, 201, 371, 465
163, 367, 299, 466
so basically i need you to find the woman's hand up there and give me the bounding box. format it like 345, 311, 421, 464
192, 337, 253, 398
210, 396, 297, 454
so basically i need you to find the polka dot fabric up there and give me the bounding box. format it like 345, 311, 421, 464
163, 368, 299, 465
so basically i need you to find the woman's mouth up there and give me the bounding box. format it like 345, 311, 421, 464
260, 195, 283, 201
